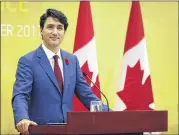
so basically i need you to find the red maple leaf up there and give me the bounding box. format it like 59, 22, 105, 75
117, 60, 154, 111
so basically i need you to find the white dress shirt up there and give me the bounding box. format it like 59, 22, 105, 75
42, 44, 64, 82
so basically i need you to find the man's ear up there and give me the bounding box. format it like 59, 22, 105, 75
40, 28, 43, 35
40, 28, 43, 39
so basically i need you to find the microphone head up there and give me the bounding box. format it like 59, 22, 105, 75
82, 72, 87, 76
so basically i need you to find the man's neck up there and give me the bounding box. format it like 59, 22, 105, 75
43, 43, 60, 54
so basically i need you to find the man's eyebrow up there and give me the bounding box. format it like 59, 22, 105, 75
46, 24, 63, 26
46, 24, 54, 26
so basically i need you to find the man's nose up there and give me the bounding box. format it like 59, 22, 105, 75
52, 28, 58, 35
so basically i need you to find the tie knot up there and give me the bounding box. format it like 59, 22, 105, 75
53, 55, 59, 62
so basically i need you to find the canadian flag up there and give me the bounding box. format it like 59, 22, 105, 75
73, 1, 101, 111
114, 2, 159, 134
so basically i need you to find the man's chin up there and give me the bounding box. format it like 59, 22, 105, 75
50, 42, 60, 47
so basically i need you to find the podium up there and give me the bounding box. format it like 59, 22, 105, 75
29, 110, 168, 135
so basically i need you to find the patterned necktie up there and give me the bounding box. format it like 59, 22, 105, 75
53, 55, 63, 93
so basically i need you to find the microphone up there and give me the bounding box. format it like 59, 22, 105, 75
82, 72, 110, 111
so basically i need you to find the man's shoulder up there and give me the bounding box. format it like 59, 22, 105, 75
61, 49, 77, 59
19, 46, 40, 63
61, 49, 73, 56
24, 50, 36, 58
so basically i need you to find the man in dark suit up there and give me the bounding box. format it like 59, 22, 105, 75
12, 8, 108, 135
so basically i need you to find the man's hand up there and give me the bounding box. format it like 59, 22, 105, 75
16, 119, 37, 135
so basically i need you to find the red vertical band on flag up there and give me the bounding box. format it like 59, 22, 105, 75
73, 1, 101, 112
124, 1, 144, 53
73, 2, 94, 52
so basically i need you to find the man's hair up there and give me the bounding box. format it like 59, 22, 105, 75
40, 8, 68, 31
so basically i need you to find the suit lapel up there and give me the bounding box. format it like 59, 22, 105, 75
36, 46, 61, 94
61, 50, 71, 98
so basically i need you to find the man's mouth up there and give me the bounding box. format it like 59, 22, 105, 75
50, 37, 59, 40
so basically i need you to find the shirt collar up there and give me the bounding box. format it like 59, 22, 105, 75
42, 43, 62, 59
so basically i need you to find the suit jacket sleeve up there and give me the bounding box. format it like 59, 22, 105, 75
74, 56, 109, 111
12, 56, 32, 125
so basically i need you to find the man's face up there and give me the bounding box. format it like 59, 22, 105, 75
41, 17, 65, 49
